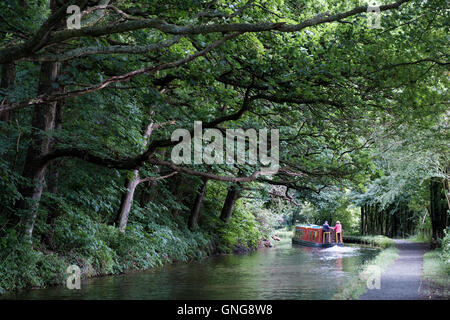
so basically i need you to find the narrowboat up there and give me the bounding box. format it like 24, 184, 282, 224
292, 224, 344, 248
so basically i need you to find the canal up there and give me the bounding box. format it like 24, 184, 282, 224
6, 240, 379, 300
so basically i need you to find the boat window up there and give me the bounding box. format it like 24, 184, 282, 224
294, 229, 303, 239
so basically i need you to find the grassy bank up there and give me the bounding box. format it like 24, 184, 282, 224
343, 235, 396, 248
0, 195, 272, 294
408, 235, 433, 243
421, 249, 450, 298
423, 249, 450, 286
333, 246, 399, 300
274, 228, 294, 239
334, 235, 398, 300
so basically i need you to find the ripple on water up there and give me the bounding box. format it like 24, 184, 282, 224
319, 245, 361, 260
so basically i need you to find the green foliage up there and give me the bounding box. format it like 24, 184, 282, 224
0, 158, 24, 220
344, 235, 396, 249
411, 214, 433, 243
297, 188, 360, 234
423, 249, 450, 292
440, 228, 450, 270
0, 233, 66, 291
215, 202, 263, 253
0, 203, 216, 291
0, 0, 449, 294
201, 181, 279, 253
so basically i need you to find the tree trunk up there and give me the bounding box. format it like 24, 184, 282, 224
360, 205, 365, 235
16, 61, 60, 242
429, 177, 448, 240
364, 204, 369, 235
443, 170, 450, 213
394, 210, 399, 237
115, 170, 140, 232
188, 178, 208, 230
43, 99, 64, 249
171, 175, 185, 218
367, 204, 373, 234
219, 184, 241, 223
139, 180, 155, 207
384, 209, 388, 236
401, 204, 405, 238
115, 120, 154, 232
440, 179, 449, 232
430, 179, 437, 239
15, 0, 65, 243
399, 205, 403, 238
380, 209, 384, 235
374, 204, 379, 234
139, 150, 165, 207
378, 205, 382, 234
364, 204, 368, 235
387, 212, 391, 237
46, 98, 64, 194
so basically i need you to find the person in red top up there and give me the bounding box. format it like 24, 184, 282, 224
334, 221, 342, 243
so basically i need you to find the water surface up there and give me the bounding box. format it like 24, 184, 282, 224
7, 242, 378, 299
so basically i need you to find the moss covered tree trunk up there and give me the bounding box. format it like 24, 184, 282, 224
219, 185, 241, 223
430, 177, 448, 240
188, 178, 208, 230
42, 98, 64, 249
115, 121, 154, 232
171, 175, 185, 218
16, 61, 60, 241
116, 170, 140, 232
139, 150, 166, 207
361, 205, 365, 235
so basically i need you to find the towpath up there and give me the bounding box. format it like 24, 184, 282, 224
360, 239, 429, 300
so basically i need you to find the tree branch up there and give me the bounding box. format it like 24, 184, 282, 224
0, 32, 241, 112
149, 159, 274, 182
138, 171, 178, 183
0, 0, 412, 64
21, 36, 182, 62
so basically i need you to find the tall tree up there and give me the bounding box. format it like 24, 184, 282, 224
220, 184, 241, 223
188, 178, 209, 230
16, 60, 60, 240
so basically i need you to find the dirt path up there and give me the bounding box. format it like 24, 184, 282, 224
360, 239, 429, 300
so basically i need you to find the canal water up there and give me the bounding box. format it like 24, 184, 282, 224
6, 241, 378, 300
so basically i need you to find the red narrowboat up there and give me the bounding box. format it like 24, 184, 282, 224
291, 224, 344, 248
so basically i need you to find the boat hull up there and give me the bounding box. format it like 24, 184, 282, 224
292, 238, 344, 248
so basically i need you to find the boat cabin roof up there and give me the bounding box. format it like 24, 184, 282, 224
296, 224, 322, 229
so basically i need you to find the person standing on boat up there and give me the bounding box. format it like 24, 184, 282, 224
322, 221, 331, 243
334, 221, 342, 244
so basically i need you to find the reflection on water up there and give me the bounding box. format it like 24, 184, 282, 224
6, 242, 378, 300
